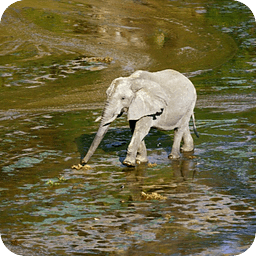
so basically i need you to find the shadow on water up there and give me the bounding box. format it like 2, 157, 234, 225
75, 126, 132, 162
0, 0, 256, 255
75, 124, 180, 164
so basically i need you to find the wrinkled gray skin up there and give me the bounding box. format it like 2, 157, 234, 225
82, 69, 198, 167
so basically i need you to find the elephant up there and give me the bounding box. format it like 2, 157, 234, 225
82, 69, 199, 167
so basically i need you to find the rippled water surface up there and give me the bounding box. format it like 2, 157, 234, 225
0, 0, 256, 255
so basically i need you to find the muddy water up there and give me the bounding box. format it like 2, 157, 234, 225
0, 0, 255, 255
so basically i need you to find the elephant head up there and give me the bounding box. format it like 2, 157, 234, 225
81, 77, 168, 164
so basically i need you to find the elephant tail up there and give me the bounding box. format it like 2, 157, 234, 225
192, 113, 199, 138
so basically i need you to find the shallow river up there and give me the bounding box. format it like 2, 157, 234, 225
0, 0, 256, 255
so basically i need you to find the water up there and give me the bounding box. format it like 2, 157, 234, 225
0, 0, 255, 255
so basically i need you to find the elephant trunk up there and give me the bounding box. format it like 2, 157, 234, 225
81, 123, 110, 164
81, 105, 117, 164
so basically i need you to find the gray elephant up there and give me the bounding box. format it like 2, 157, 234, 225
82, 69, 199, 167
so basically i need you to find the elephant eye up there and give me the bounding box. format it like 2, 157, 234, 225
121, 97, 125, 100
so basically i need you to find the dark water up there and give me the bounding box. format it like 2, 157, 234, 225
0, 0, 255, 255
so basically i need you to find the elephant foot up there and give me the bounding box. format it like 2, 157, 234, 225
168, 152, 181, 159
181, 145, 194, 152
136, 156, 148, 165
81, 159, 87, 165
123, 158, 136, 167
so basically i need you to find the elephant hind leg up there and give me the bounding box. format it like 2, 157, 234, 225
181, 126, 194, 152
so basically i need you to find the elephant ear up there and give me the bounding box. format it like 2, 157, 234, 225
128, 79, 167, 121
106, 78, 122, 98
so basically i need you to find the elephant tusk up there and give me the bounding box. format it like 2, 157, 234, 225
117, 111, 124, 118
95, 116, 102, 122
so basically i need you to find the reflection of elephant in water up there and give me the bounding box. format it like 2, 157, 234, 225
82, 69, 199, 167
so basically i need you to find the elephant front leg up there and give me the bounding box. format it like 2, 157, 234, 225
136, 140, 148, 164
123, 140, 139, 167
123, 117, 151, 167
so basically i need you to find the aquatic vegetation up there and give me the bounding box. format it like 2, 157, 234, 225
45, 175, 67, 186
147, 162, 157, 167
83, 56, 113, 63
71, 164, 91, 170
58, 175, 66, 181
45, 180, 59, 186
141, 191, 167, 200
